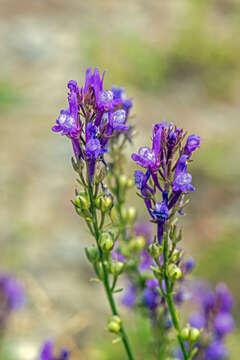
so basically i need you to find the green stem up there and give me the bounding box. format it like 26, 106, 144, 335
162, 228, 188, 360
87, 176, 134, 360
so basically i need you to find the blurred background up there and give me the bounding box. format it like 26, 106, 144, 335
0, 0, 240, 359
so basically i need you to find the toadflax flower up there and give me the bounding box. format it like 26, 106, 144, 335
132, 120, 201, 242
52, 68, 132, 183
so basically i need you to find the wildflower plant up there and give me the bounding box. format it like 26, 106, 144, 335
52, 67, 234, 360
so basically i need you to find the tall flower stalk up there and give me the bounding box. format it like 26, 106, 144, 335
131, 122, 201, 360
52, 68, 134, 360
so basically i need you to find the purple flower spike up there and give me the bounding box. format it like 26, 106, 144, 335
205, 340, 228, 360
214, 312, 234, 336
39, 340, 70, 360
173, 155, 195, 194
216, 283, 233, 312
122, 285, 137, 308
184, 257, 195, 273
142, 288, 159, 311
0, 272, 25, 310
184, 134, 201, 157
189, 312, 206, 329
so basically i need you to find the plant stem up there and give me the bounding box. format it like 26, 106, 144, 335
161, 227, 188, 360
87, 177, 134, 360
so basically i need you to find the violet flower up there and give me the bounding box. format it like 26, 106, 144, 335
0, 272, 25, 330
184, 134, 201, 157
111, 85, 133, 116
172, 155, 195, 194
39, 340, 70, 360
205, 340, 228, 360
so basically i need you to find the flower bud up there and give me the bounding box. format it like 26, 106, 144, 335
95, 194, 113, 212
167, 264, 182, 280
99, 232, 114, 252
189, 327, 201, 342
148, 243, 163, 258
126, 207, 137, 223
75, 191, 90, 211
129, 236, 145, 251
85, 246, 99, 263
127, 179, 134, 188
171, 249, 182, 263
108, 316, 121, 333
119, 175, 128, 188
181, 326, 190, 340
110, 261, 124, 276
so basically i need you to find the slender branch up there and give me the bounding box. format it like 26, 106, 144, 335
161, 227, 188, 360
87, 175, 134, 360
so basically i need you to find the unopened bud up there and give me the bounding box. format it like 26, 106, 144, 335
75, 192, 90, 211
181, 326, 190, 341
148, 243, 163, 258
99, 232, 114, 252
96, 194, 113, 212
126, 207, 137, 223
127, 178, 134, 188
129, 236, 145, 251
108, 316, 121, 333
119, 175, 128, 188
167, 264, 182, 280
171, 249, 182, 263
189, 327, 201, 342
110, 261, 124, 276
85, 246, 99, 263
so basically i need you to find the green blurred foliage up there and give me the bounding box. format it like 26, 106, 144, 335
0, 80, 21, 112
84, 0, 240, 100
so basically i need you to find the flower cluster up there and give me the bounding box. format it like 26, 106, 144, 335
132, 121, 201, 243
52, 68, 132, 182
188, 282, 234, 360
39, 340, 70, 360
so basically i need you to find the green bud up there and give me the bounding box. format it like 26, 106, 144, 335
126, 207, 137, 223
101, 196, 113, 211
111, 315, 121, 325
99, 232, 114, 252
127, 178, 134, 188
108, 321, 120, 333
171, 249, 182, 263
95, 194, 113, 212
121, 208, 127, 221
75, 191, 90, 211
148, 243, 163, 258
167, 264, 182, 280
129, 236, 145, 251
108, 316, 121, 333
110, 261, 124, 276
85, 246, 99, 263
119, 175, 128, 188
181, 326, 190, 341
189, 327, 201, 342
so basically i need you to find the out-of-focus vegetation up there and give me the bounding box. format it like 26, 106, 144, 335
84, 1, 240, 100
